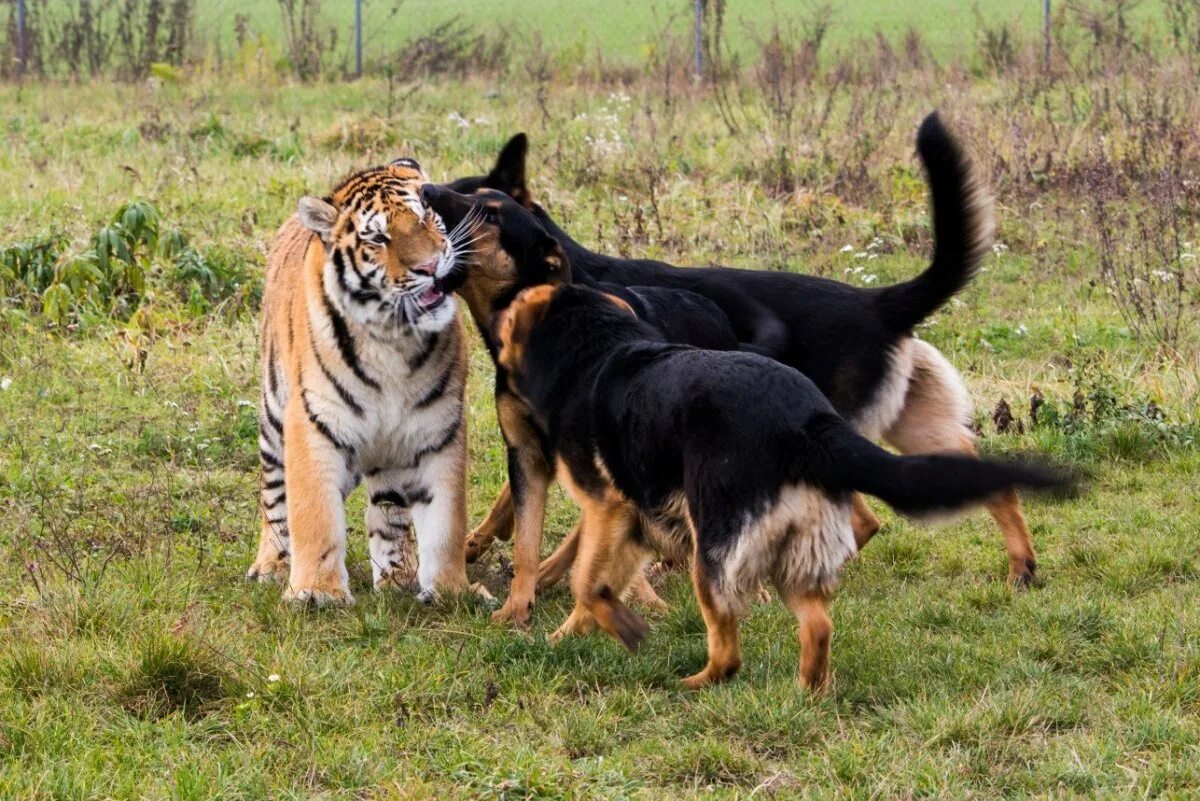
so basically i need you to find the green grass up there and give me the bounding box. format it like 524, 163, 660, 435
2, 56, 1200, 798
194, 0, 1051, 62
4, 0, 1173, 67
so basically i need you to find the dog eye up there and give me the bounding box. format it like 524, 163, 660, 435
483, 206, 500, 224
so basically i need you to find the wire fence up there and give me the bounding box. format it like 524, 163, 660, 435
0, 0, 1062, 82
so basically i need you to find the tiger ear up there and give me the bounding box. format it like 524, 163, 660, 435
298, 196, 337, 238
390, 157, 428, 181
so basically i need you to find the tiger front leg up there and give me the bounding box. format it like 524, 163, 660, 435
281, 400, 356, 608
407, 429, 470, 604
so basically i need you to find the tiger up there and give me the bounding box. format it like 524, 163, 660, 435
246, 158, 470, 607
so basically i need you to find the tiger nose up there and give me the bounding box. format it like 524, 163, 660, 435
412, 257, 438, 276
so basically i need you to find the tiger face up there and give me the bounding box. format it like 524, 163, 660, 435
298, 158, 457, 334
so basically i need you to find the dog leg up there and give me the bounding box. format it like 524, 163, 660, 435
537, 520, 580, 591
467, 482, 514, 563
780, 587, 833, 692
986, 488, 1038, 586
681, 563, 742, 689
567, 497, 648, 651
491, 446, 551, 626
627, 570, 670, 615
850, 493, 881, 550
883, 340, 1039, 585
548, 602, 596, 643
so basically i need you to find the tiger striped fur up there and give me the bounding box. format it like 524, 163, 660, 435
247, 158, 470, 606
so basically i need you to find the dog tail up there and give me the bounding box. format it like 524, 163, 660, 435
804, 415, 1068, 519
875, 112, 993, 334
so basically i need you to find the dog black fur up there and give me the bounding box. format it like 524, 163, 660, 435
448, 113, 987, 420
498, 283, 1070, 688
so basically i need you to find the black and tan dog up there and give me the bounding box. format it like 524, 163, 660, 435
449, 114, 1047, 592
421, 183, 748, 622
495, 283, 1068, 690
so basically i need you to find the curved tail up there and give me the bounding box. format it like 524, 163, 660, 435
804, 415, 1069, 519
875, 112, 994, 334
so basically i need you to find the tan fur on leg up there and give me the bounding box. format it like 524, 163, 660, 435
780, 587, 832, 692
537, 520, 580, 591
682, 562, 742, 689
850, 493, 881, 550
559, 469, 649, 651
883, 339, 1039, 585
467, 482, 514, 562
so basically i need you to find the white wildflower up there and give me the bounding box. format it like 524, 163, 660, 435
267, 673, 280, 683
840, 244, 854, 253
0, 377, 10, 391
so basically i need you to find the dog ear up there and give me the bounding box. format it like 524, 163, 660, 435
603, 293, 636, 318
540, 235, 569, 282
497, 284, 557, 370
489, 133, 531, 208
298, 196, 337, 239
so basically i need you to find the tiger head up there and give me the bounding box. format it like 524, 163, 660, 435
297, 158, 457, 334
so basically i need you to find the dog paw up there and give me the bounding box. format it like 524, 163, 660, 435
415, 588, 436, 606
490, 595, 534, 627
681, 660, 740, 690
464, 531, 493, 564
470, 582, 497, 605
1009, 557, 1038, 588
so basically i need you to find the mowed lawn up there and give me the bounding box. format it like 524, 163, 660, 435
2, 70, 1200, 798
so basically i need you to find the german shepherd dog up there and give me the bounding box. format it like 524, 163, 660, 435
447, 114, 1046, 594
421, 183, 754, 621
495, 283, 1068, 690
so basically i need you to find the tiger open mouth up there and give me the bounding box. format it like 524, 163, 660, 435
416, 284, 448, 311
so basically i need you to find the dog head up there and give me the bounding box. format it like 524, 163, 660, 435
497, 285, 636, 381
419, 183, 568, 333
444, 133, 532, 209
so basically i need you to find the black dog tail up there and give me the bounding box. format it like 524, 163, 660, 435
875, 112, 993, 334
806, 415, 1068, 519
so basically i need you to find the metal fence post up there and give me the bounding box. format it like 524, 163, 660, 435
1043, 0, 1051, 72
17, 0, 27, 77
355, 0, 363, 78
693, 0, 703, 79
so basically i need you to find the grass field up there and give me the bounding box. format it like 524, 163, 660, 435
3, 14, 1200, 798
1, 0, 1175, 69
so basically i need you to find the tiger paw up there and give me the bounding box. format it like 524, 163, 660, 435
284, 584, 355, 609
246, 556, 290, 584
373, 568, 418, 594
